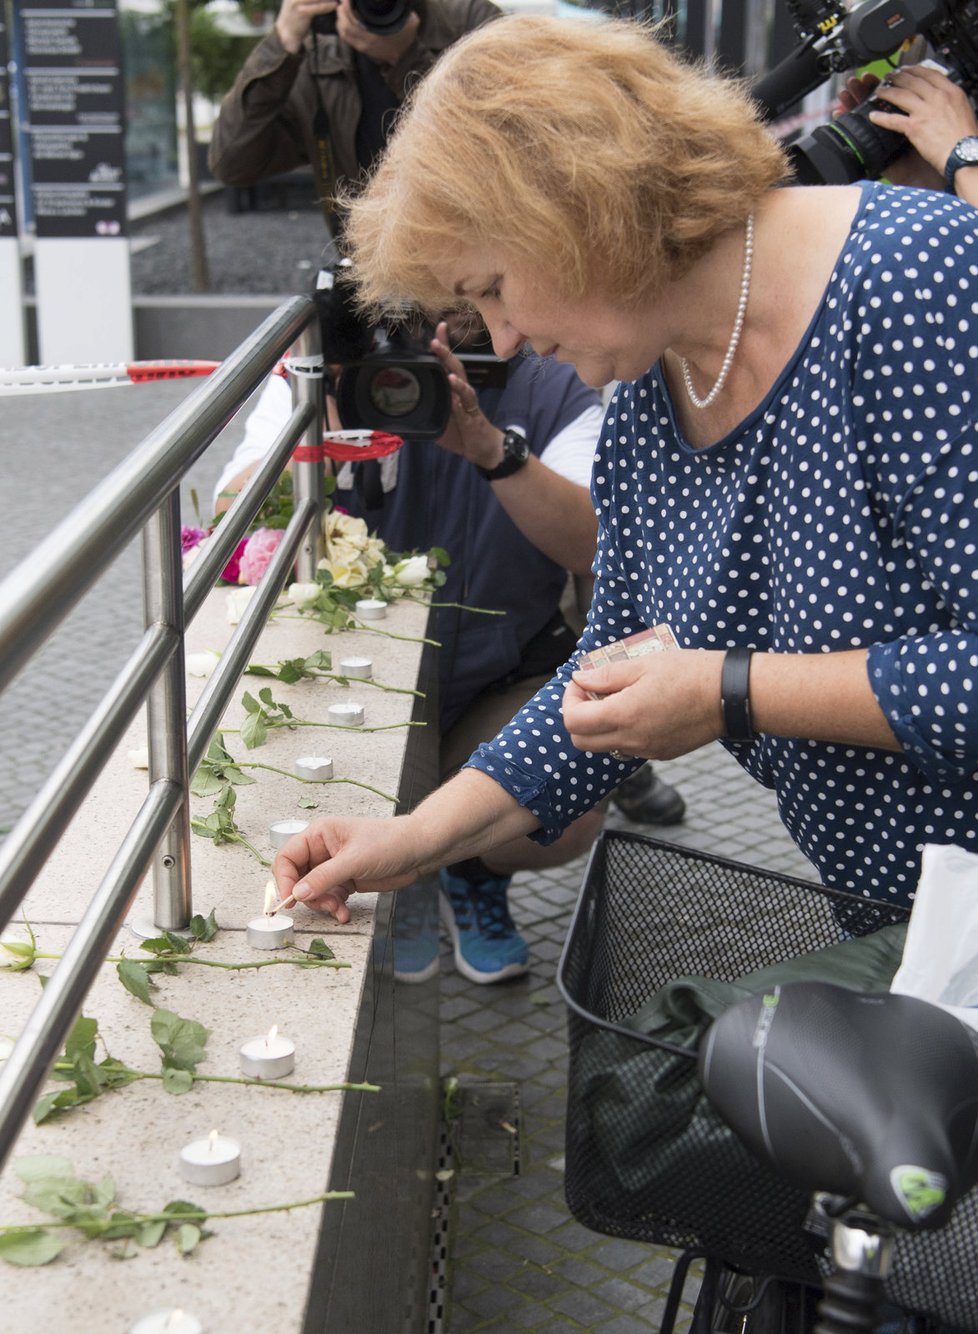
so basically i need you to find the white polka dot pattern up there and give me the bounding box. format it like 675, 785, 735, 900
466, 183, 978, 905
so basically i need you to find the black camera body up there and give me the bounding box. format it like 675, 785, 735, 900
312, 0, 413, 37
313, 258, 508, 440
753, 0, 978, 185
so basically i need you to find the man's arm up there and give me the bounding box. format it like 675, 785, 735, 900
431, 323, 599, 575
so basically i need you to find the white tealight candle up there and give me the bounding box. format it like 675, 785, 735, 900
177, 1130, 241, 1187
355, 598, 387, 620
246, 913, 294, 949
269, 817, 309, 850
327, 702, 365, 727
339, 655, 373, 680
294, 754, 334, 780
239, 1025, 296, 1080
130, 1310, 203, 1334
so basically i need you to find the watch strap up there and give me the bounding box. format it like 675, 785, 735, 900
477, 428, 530, 481
944, 136, 978, 192
720, 646, 756, 742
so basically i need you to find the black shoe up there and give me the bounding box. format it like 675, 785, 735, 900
612, 763, 686, 825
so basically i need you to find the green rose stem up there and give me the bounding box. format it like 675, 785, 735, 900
0, 1190, 356, 1237
247, 663, 423, 699
224, 718, 425, 739
411, 599, 505, 615
228, 760, 398, 806
189, 823, 269, 866
42, 1058, 378, 1094
5, 953, 350, 973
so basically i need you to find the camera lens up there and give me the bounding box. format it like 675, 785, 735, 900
353, 0, 411, 33
789, 98, 909, 185
367, 366, 423, 418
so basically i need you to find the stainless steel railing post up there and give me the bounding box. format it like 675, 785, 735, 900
142, 488, 193, 930
290, 317, 325, 582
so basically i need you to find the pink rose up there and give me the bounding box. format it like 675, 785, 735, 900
220, 537, 248, 585
181, 526, 208, 555
238, 527, 285, 585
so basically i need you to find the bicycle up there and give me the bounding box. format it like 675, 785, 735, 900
557, 830, 978, 1333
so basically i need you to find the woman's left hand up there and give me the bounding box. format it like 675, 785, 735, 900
563, 648, 726, 760
431, 321, 507, 470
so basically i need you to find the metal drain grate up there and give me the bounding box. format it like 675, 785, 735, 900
427, 1116, 455, 1334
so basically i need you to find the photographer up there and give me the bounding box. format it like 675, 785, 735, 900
837, 63, 978, 205
207, 0, 500, 222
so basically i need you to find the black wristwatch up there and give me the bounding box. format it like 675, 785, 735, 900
477, 428, 530, 481
944, 136, 978, 193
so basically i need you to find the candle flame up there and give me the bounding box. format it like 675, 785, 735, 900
263, 879, 279, 915
207, 1128, 219, 1154
166, 1314, 184, 1332
266, 1025, 278, 1047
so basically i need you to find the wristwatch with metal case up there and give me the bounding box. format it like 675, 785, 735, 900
477, 428, 531, 481
944, 136, 978, 193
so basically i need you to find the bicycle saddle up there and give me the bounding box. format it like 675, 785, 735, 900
698, 981, 978, 1230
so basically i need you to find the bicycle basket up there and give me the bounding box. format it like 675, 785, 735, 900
557, 831, 978, 1331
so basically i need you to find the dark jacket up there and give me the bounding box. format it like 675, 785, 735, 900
208, 0, 500, 201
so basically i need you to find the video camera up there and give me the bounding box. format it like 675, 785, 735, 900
312, 0, 412, 37
752, 0, 978, 184
313, 256, 507, 440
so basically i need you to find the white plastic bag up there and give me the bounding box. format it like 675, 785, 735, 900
891, 843, 978, 1034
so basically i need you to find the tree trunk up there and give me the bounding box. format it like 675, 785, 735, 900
175, 0, 210, 292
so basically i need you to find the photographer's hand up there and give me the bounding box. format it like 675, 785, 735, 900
837, 66, 978, 199
868, 65, 978, 201
335, 0, 420, 65
430, 321, 507, 469
275, 0, 338, 52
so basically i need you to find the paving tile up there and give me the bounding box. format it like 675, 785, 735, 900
546, 1286, 616, 1326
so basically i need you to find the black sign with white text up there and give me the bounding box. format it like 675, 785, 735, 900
0, 14, 16, 238
22, 0, 128, 238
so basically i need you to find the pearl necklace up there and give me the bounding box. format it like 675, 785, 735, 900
680, 213, 754, 411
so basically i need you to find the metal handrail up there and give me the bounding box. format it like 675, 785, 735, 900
0, 295, 324, 1170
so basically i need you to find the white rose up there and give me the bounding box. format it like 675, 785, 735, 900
324, 512, 370, 548
128, 746, 149, 769
185, 650, 221, 678
394, 555, 431, 587
363, 536, 387, 566
328, 536, 368, 568
287, 581, 321, 607
226, 585, 257, 624
320, 558, 370, 589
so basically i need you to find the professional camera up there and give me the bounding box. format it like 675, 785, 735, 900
313, 256, 507, 440
312, 0, 412, 38
752, 0, 978, 184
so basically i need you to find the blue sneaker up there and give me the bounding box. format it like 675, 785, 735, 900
392, 879, 440, 984
438, 869, 529, 984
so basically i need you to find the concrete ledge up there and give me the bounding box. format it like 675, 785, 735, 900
1, 586, 439, 1331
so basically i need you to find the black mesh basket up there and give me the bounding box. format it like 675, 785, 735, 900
557, 830, 978, 1331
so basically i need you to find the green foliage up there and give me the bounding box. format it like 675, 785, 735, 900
245, 649, 333, 684
239, 687, 295, 750
0, 1156, 210, 1265
191, 733, 257, 796
151, 1007, 211, 1077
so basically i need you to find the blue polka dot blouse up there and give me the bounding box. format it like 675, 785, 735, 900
466, 182, 978, 905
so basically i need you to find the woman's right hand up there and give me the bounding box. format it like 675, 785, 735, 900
272, 814, 426, 921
